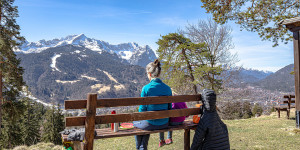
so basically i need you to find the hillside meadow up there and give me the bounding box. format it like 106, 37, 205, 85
9, 110, 300, 150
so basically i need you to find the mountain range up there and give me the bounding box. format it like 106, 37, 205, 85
16, 34, 157, 67
15, 34, 295, 104
17, 44, 149, 104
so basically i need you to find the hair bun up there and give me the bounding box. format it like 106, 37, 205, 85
153, 59, 160, 67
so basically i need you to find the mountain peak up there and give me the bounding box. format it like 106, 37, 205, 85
70, 34, 88, 44
16, 34, 157, 67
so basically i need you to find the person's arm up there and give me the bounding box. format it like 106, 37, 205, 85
139, 86, 147, 112
168, 88, 173, 110
190, 120, 206, 150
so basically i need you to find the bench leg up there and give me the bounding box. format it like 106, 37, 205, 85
73, 141, 84, 150
287, 109, 290, 119
184, 129, 190, 150
277, 109, 280, 118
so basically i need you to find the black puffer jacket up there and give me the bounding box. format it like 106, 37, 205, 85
191, 89, 230, 150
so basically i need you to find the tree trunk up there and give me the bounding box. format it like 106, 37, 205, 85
0, 3, 3, 135
0, 71, 2, 134
181, 49, 200, 103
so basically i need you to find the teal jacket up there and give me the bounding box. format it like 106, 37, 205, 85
139, 78, 172, 125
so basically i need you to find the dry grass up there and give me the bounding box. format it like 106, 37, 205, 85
224, 109, 300, 150
11, 109, 300, 150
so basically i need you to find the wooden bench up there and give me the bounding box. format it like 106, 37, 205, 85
61, 94, 202, 150
274, 95, 295, 118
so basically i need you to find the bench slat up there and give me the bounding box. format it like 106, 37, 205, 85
66, 108, 201, 127
283, 100, 296, 103
65, 95, 201, 110
62, 120, 197, 141
283, 95, 295, 98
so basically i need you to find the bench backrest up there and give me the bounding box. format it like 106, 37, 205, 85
64, 93, 202, 150
64, 94, 202, 127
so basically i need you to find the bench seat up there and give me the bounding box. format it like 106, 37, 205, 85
62, 120, 197, 142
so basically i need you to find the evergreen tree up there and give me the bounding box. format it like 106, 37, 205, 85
242, 101, 252, 119
1, 111, 23, 148
0, 0, 25, 140
252, 103, 263, 116
157, 33, 219, 95
20, 97, 42, 146
42, 104, 64, 145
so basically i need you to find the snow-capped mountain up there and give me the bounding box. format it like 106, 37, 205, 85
16, 34, 157, 67
17, 45, 148, 104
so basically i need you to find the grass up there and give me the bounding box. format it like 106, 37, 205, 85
93, 110, 300, 150
11, 143, 61, 150
224, 110, 300, 150
11, 110, 300, 150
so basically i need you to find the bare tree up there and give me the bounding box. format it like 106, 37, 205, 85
180, 18, 239, 92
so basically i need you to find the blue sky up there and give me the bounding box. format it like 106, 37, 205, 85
15, 0, 294, 72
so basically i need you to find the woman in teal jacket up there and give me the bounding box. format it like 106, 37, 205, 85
133, 59, 172, 150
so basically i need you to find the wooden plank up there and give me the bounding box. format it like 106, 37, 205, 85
66, 108, 201, 127
84, 94, 97, 150
62, 120, 197, 141
283, 95, 295, 99
294, 31, 300, 111
73, 141, 83, 150
280, 17, 300, 26
283, 100, 295, 104
184, 129, 190, 150
65, 95, 201, 110
284, 95, 295, 98
65, 99, 86, 110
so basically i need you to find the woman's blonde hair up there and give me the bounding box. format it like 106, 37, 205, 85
146, 59, 161, 78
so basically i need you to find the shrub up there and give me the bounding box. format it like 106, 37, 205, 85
219, 101, 253, 120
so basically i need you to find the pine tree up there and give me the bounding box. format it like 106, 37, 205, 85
1, 113, 23, 148
157, 33, 219, 95
252, 103, 263, 116
20, 97, 42, 146
0, 0, 25, 140
42, 104, 64, 145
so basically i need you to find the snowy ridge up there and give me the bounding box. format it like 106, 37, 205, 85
16, 34, 157, 67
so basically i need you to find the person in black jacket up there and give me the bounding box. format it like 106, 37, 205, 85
191, 89, 230, 150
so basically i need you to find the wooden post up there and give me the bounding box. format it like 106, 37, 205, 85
0, 70, 2, 133
280, 17, 300, 128
293, 31, 300, 127
84, 93, 97, 150
73, 141, 84, 150
184, 129, 190, 150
